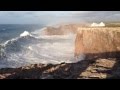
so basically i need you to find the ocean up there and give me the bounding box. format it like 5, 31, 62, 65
0, 24, 76, 68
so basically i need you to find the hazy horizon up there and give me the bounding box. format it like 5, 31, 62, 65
0, 11, 120, 25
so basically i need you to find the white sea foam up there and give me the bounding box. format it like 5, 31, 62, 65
20, 31, 32, 37
0, 28, 77, 68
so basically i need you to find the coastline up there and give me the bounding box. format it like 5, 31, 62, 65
0, 58, 119, 79
0, 24, 120, 79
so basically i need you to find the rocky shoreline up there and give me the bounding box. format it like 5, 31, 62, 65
0, 58, 120, 79
0, 25, 120, 79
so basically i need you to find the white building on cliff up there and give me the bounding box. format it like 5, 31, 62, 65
91, 22, 105, 27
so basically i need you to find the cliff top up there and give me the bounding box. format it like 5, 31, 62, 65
77, 27, 120, 32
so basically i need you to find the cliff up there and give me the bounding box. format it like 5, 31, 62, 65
43, 24, 83, 35
75, 27, 120, 60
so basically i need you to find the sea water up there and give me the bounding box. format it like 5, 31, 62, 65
0, 24, 77, 68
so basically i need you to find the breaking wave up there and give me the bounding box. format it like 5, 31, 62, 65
0, 27, 77, 68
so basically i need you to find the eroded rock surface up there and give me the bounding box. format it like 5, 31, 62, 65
75, 27, 120, 59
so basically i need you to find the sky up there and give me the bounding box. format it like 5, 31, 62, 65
0, 11, 120, 24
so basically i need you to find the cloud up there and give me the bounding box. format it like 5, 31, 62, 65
0, 11, 120, 24
80, 11, 120, 22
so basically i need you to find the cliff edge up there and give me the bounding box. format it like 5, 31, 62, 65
75, 27, 120, 60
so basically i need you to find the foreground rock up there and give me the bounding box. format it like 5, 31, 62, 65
0, 58, 120, 79
75, 27, 120, 59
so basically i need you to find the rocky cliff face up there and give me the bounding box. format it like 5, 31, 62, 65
75, 27, 120, 60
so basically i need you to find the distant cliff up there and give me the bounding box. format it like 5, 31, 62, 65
75, 27, 120, 60
42, 24, 84, 35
